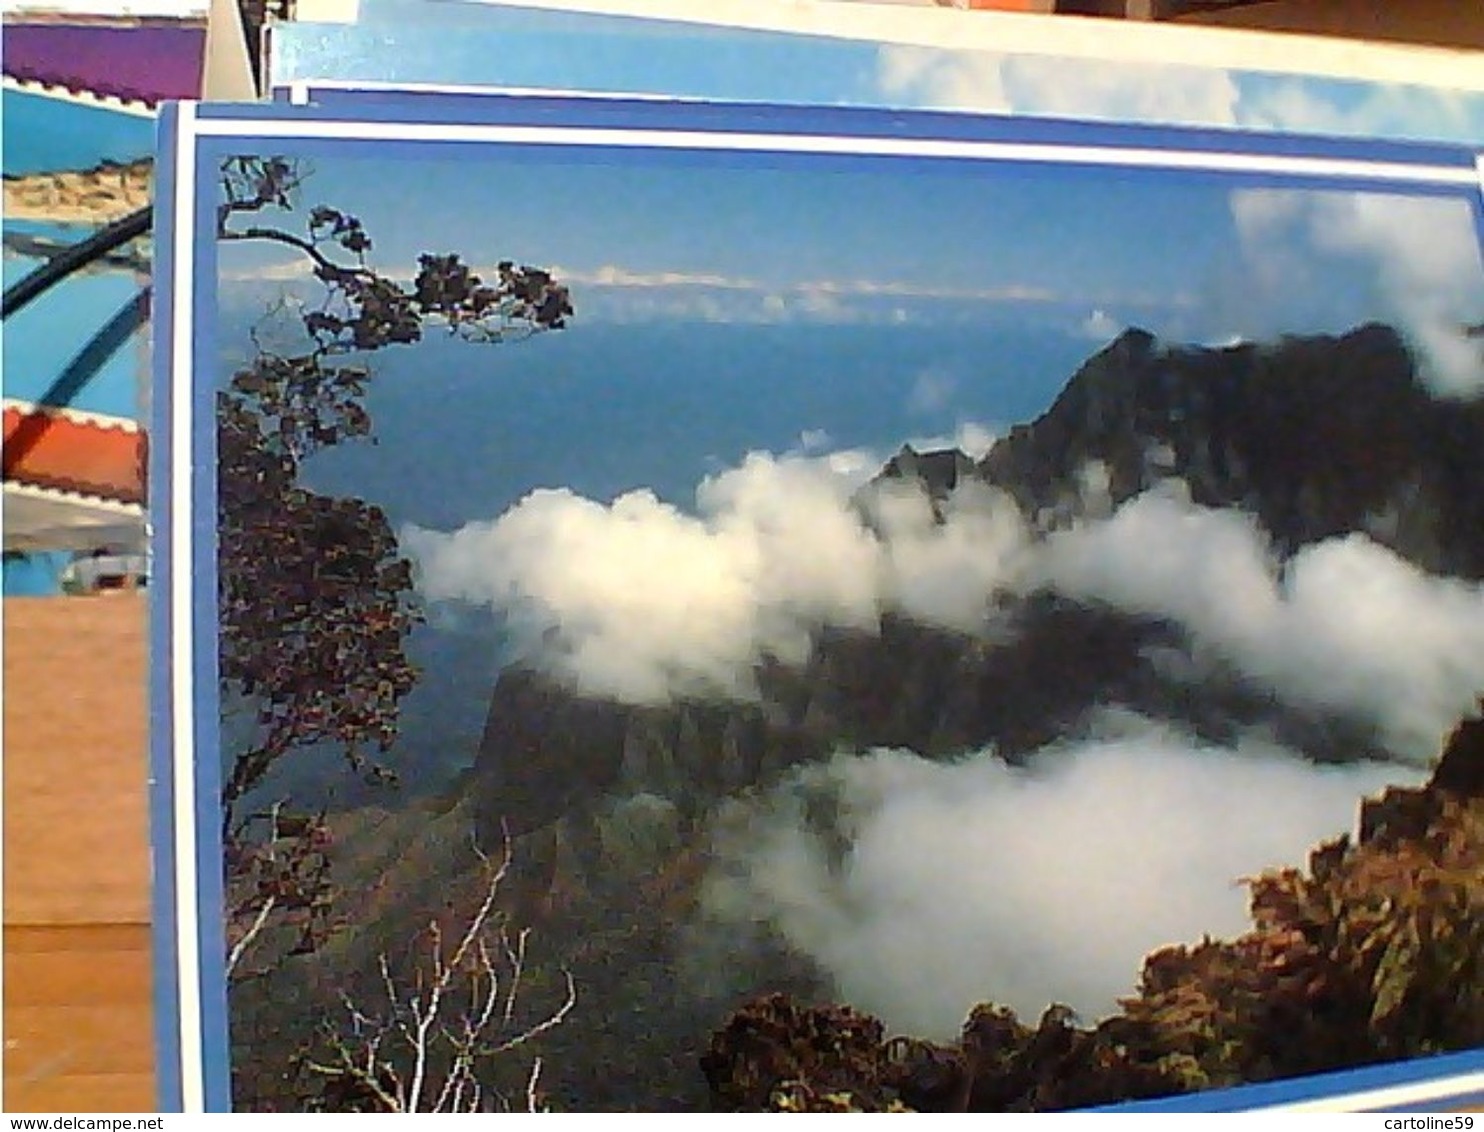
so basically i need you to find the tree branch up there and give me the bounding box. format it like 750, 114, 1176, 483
218, 223, 365, 284
300, 833, 575, 1112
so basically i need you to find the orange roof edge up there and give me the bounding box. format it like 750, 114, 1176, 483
2, 401, 147, 506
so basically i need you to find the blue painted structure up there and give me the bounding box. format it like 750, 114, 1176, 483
2, 88, 154, 593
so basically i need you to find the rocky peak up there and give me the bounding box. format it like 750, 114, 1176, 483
975, 323, 1484, 577
878, 444, 976, 501
469, 322, 1484, 851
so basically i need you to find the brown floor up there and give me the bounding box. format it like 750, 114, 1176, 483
4, 594, 155, 1112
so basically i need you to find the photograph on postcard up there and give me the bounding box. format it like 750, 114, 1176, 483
268, 0, 1484, 147
162, 99, 1484, 1112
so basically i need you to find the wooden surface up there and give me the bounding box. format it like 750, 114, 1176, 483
1171, 0, 1484, 49
3, 594, 156, 1112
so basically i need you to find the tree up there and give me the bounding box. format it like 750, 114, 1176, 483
215, 154, 570, 818
215, 153, 569, 932
213, 155, 574, 1101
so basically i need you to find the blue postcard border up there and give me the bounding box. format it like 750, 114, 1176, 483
151, 89, 1484, 1113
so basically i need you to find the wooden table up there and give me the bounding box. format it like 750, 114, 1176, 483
4, 594, 156, 1112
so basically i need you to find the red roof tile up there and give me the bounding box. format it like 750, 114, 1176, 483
3, 400, 146, 506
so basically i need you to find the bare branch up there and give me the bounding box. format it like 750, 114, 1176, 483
526, 1058, 545, 1114
224, 800, 335, 981
485, 966, 578, 1058
301, 838, 575, 1112
216, 153, 576, 1108
225, 894, 277, 978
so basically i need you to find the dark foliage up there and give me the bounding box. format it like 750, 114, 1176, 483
217, 154, 568, 811
215, 154, 569, 978
224, 805, 335, 979
702, 716, 1484, 1111
1118, 713, 1484, 1092
700, 993, 908, 1111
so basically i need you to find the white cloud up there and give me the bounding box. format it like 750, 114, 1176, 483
797, 428, 832, 453
218, 254, 320, 284
701, 717, 1419, 1038
1037, 486, 1484, 760
405, 438, 1025, 704
228, 253, 1062, 329
875, 44, 1484, 145
1202, 333, 1251, 349
1081, 308, 1120, 341
542, 262, 1060, 326
549, 264, 758, 290
907, 368, 956, 415
874, 478, 1029, 632
1235, 78, 1484, 143
954, 421, 997, 460
554, 263, 1054, 305
408, 440, 1484, 757
878, 44, 1012, 116
1227, 188, 1484, 398
877, 45, 1239, 126
802, 278, 1054, 304
794, 285, 849, 321
410, 428, 1484, 754
904, 420, 997, 461
405, 451, 887, 703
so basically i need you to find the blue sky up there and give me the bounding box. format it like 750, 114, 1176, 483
214, 134, 1484, 401
217, 143, 1238, 335
272, 8, 1484, 147
226, 146, 1219, 286
248, 2, 1484, 388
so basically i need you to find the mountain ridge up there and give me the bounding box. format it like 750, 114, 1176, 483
467, 321, 1484, 848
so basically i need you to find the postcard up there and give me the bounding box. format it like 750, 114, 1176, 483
152, 89, 1484, 1112
268, 0, 1484, 147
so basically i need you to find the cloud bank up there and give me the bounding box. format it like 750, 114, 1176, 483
874, 44, 1484, 143
405, 443, 1026, 704
1037, 487, 1484, 761
1227, 189, 1484, 399
535, 263, 1062, 327
700, 717, 1421, 1039
408, 448, 1484, 758
407, 431, 1479, 1044
406, 451, 882, 703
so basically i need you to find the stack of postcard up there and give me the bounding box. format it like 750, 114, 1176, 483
151, 0, 1484, 1113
